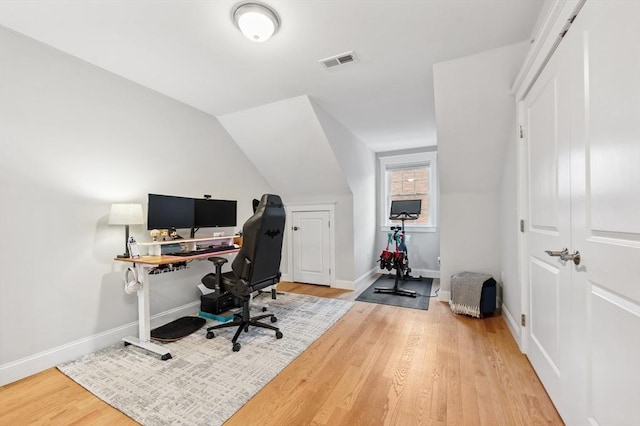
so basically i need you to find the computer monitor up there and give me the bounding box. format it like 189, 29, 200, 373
147, 194, 195, 230
389, 199, 422, 219
194, 199, 237, 228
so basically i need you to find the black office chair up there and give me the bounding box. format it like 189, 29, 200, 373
201, 194, 286, 351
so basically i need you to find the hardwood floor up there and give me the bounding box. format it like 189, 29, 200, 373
0, 281, 562, 425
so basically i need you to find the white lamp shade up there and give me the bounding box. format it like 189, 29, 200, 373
234, 3, 279, 42
109, 203, 144, 225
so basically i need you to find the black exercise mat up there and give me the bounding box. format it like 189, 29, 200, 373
151, 316, 206, 342
356, 275, 433, 310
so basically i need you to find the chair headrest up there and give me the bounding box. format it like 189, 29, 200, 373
257, 194, 283, 210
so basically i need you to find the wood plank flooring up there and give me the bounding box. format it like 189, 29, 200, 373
0, 281, 562, 425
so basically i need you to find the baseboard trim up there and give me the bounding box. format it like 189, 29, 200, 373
280, 274, 352, 290
0, 301, 200, 386
280, 273, 292, 282
334, 280, 353, 290
282, 268, 378, 291
411, 268, 440, 279
375, 268, 440, 279
501, 303, 522, 350
438, 290, 451, 302
336, 267, 379, 290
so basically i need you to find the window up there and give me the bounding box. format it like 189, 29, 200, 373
379, 151, 437, 232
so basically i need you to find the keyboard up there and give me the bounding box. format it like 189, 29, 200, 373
168, 245, 236, 257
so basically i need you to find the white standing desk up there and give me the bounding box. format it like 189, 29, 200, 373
115, 236, 240, 360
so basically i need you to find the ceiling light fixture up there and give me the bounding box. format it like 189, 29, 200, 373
233, 2, 280, 43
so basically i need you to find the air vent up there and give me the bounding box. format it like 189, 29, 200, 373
319, 51, 358, 69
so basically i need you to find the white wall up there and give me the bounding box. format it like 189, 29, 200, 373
439, 192, 501, 292
0, 29, 272, 384
217, 96, 351, 198
434, 41, 528, 300
311, 100, 377, 282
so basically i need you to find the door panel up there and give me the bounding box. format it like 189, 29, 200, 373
589, 288, 640, 426
571, 2, 640, 425
529, 258, 561, 375
524, 38, 573, 417
297, 217, 324, 273
579, 0, 640, 302
523, 1, 640, 424
586, 2, 640, 237
528, 77, 560, 232
292, 210, 330, 285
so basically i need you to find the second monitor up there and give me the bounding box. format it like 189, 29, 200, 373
194, 198, 237, 228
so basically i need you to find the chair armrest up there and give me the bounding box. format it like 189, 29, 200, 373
207, 256, 228, 266
202, 257, 229, 290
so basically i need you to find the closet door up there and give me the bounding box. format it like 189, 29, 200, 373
569, 2, 640, 425
522, 31, 574, 421
523, 1, 640, 424
291, 210, 331, 285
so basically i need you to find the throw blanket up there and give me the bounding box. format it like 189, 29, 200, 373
450, 271, 493, 318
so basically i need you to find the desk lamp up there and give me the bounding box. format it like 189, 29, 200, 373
109, 203, 144, 258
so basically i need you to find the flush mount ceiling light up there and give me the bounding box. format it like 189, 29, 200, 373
233, 2, 280, 43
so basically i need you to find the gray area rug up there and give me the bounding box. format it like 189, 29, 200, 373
58, 292, 353, 426
356, 274, 433, 310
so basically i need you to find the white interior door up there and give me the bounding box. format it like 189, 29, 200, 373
291, 210, 331, 285
523, 37, 574, 420
569, 3, 640, 425
523, 1, 640, 424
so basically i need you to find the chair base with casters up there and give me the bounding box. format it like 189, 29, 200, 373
202, 256, 284, 352
205, 297, 283, 352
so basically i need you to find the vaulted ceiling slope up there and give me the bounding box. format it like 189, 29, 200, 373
218, 95, 352, 198
0, 0, 544, 152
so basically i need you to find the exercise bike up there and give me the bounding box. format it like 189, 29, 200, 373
375, 199, 422, 298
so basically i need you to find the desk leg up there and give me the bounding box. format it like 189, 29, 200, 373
122, 264, 172, 360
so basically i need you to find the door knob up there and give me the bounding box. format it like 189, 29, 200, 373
564, 250, 580, 266
293, 226, 299, 231
545, 248, 581, 265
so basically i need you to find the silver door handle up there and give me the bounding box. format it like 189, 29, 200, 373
545, 248, 581, 265
545, 248, 568, 258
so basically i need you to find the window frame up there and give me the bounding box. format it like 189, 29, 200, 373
378, 151, 438, 233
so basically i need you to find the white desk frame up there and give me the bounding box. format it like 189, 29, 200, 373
115, 236, 240, 360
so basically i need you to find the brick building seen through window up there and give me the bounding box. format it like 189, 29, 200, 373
387, 166, 429, 225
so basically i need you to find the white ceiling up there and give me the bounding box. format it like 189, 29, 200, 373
0, 0, 544, 152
